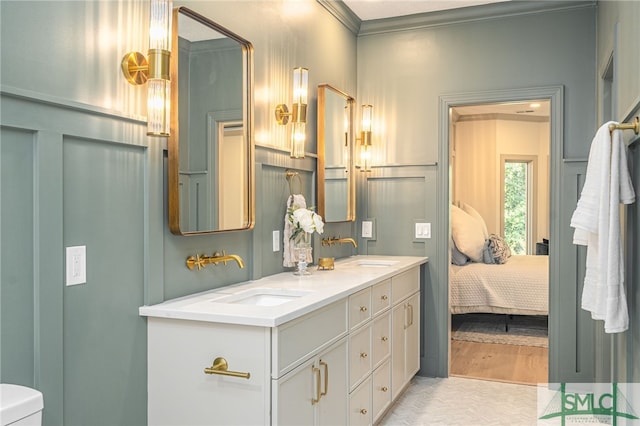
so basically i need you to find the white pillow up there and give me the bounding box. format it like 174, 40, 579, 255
461, 202, 489, 238
451, 204, 485, 262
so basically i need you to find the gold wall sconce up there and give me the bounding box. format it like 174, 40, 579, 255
275, 67, 309, 158
358, 104, 373, 172
121, 0, 172, 136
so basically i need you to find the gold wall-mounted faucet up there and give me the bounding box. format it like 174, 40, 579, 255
321, 236, 358, 248
186, 251, 245, 270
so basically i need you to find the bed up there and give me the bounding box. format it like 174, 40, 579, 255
449, 255, 549, 315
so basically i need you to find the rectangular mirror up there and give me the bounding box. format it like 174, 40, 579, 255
317, 84, 355, 222
168, 6, 254, 235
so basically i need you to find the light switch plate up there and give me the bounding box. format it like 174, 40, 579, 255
415, 222, 431, 239
66, 245, 86, 286
361, 218, 376, 240
272, 230, 280, 252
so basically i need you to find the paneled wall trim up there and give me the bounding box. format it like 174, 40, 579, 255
1, 88, 154, 425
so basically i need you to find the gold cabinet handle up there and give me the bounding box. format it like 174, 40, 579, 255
320, 360, 328, 397
312, 366, 321, 405
408, 303, 414, 327
381, 295, 388, 301
381, 386, 388, 392
360, 409, 368, 415
360, 306, 368, 312
360, 352, 368, 358
381, 336, 388, 342
204, 357, 250, 379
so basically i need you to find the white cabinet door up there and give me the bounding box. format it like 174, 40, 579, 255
405, 292, 421, 379
391, 302, 406, 401
391, 290, 420, 401
273, 338, 348, 426
349, 376, 372, 426
273, 356, 316, 425
317, 338, 348, 426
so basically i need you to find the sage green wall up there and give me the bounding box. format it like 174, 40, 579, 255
0, 1, 356, 425
355, 2, 598, 379
595, 0, 640, 384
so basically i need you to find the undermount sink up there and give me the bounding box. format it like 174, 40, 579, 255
215, 288, 314, 307
354, 259, 399, 267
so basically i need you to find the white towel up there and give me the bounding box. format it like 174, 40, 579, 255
283, 194, 313, 267
570, 122, 635, 333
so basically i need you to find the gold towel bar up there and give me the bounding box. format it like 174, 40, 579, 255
204, 357, 250, 379
609, 117, 639, 135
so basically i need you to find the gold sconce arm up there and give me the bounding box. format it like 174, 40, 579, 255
204, 357, 250, 379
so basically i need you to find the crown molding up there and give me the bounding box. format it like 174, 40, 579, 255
358, 1, 596, 36
317, 0, 361, 35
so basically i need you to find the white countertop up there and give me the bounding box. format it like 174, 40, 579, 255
139, 255, 428, 327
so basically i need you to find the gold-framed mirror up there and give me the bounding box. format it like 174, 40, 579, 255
317, 84, 355, 222
168, 6, 254, 235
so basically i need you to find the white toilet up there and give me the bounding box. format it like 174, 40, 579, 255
0, 384, 43, 426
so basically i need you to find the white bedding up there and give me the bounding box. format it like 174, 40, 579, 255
450, 255, 549, 315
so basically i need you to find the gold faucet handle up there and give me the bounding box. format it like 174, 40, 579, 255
186, 254, 206, 270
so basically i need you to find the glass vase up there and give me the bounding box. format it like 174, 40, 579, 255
293, 232, 312, 276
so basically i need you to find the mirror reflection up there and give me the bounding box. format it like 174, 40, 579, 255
317, 84, 355, 222
168, 7, 254, 235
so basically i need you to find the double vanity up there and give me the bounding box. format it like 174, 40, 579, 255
140, 255, 427, 425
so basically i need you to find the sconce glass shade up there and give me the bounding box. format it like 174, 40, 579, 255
284, 67, 308, 158
149, 0, 172, 50
290, 122, 306, 158
360, 105, 373, 172
147, 0, 172, 136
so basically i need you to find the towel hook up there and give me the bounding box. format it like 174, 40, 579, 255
285, 170, 303, 196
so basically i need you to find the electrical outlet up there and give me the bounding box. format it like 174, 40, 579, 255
272, 230, 280, 252
66, 245, 86, 286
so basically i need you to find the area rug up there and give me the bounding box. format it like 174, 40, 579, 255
451, 314, 548, 348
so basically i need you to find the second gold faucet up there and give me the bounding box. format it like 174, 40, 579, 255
186, 251, 245, 270
321, 237, 358, 248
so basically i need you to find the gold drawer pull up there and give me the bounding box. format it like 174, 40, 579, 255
360, 352, 368, 358
312, 366, 321, 405
381, 336, 388, 342
381, 295, 388, 301
204, 357, 250, 379
360, 306, 368, 312
360, 409, 368, 415
381, 386, 389, 392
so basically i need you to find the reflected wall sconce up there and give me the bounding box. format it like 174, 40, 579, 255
358, 104, 373, 172
275, 67, 309, 158
121, 0, 172, 136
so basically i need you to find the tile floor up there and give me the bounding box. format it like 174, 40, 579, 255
379, 376, 540, 425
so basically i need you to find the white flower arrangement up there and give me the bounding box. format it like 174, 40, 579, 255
288, 206, 324, 241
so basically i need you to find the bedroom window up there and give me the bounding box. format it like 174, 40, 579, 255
501, 156, 537, 255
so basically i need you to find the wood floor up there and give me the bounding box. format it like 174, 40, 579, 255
450, 339, 548, 385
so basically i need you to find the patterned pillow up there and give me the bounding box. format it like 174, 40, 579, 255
487, 234, 511, 264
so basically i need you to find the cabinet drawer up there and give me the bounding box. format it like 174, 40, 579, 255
349, 376, 372, 426
391, 267, 420, 304
372, 312, 390, 369
371, 279, 391, 316
372, 360, 391, 423
273, 299, 347, 377
349, 287, 372, 330
348, 324, 372, 390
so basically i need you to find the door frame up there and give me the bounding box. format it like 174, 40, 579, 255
437, 85, 564, 379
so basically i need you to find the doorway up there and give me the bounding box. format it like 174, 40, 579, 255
448, 100, 550, 384
437, 86, 563, 383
